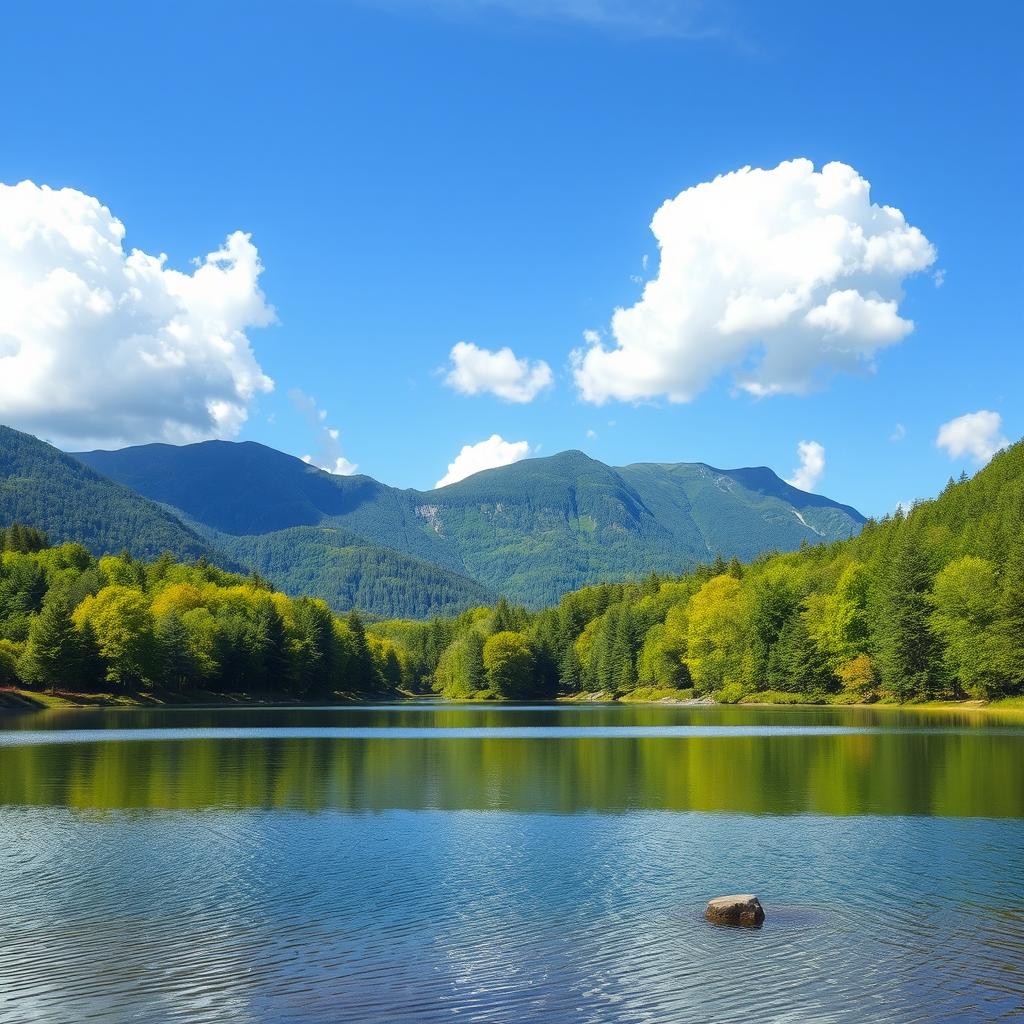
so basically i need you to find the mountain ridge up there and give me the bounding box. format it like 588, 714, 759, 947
73, 437, 865, 609
0, 425, 223, 563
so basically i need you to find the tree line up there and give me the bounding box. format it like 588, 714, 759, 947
373, 442, 1024, 704
4, 437, 1024, 704
0, 534, 407, 697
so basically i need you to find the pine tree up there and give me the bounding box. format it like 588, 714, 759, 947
464, 630, 486, 691
20, 596, 79, 692
778, 613, 837, 694
347, 611, 379, 692
156, 610, 196, 691
257, 601, 290, 691
992, 534, 1024, 690
559, 642, 582, 691
876, 539, 941, 699
382, 647, 404, 690
610, 603, 637, 694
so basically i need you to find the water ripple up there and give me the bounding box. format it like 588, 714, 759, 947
1, 809, 1022, 1024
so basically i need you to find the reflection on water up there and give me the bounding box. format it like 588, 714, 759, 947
0, 704, 1022, 817
0, 704, 1022, 1023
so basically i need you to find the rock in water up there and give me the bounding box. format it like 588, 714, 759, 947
704, 894, 765, 927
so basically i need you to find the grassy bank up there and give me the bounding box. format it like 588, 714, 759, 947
0, 687, 393, 710
4, 686, 1023, 717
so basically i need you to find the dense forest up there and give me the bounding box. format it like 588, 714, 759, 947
210, 525, 498, 619
4, 437, 1024, 705
372, 439, 1024, 704
0, 524, 407, 698
0, 425, 220, 563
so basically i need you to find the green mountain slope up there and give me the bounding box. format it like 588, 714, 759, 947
383, 438, 1024, 705
76, 439, 865, 608
0, 427, 493, 619
0, 426, 218, 562
207, 525, 497, 619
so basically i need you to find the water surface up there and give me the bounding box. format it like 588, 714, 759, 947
1, 702, 1022, 1022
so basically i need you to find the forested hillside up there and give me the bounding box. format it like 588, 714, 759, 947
0, 426, 220, 563
0, 529, 405, 698
76, 439, 864, 609
212, 526, 497, 619
373, 439, 1024, 703
5, 438, 1021, 704
0, 429, 491, 618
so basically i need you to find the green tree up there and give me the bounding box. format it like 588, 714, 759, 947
990, 536, 1024, 691
0, 638, 22, 686
876, 541, 941, 699
483, 630, 534, 698
929, 556, 1001, 697
19, 595, 80, 692
772, 612, 838, 694
685, 575, 748, 693
345, 610, 379, 692
156, 609, 199, 691
290, 598, 337, 696
73, 585, 156, 688
636, 622, 690, 690
811, 561, 871, 666
746, 565, 801, 687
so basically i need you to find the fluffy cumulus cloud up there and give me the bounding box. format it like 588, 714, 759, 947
434, 434, 532, 488
0, 180, 275, 447
785, 440, 826, 492
574, 159, 936, 405
444, 342, 553, 403
936, 410, 1007, 464
290, 389, 358, 476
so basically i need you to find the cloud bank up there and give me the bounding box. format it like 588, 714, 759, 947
445, 342, 553, 403
574, 159, 936, 405
785, 440, 826, 492
936, 410, 1007, 464
434, 434, 532, 488
0, 180, 275, 447
290, 389, 358, 476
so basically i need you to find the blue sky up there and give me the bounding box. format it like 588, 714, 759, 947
1, 0, 1021, 515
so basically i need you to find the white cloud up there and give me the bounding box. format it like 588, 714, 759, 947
290, 389, 358, 476
934, 268, 946, 288
444, 341, 553, 403
586, 428, 598, 439
785, 440, 826, 492
434, 434, 532, 488
936, 410, 1007, 464
0, 180, 275, 447
573, 159, 936, 405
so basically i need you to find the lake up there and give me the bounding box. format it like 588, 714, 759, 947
1, 702, 1022, 1022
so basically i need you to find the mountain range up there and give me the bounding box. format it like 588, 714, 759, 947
0, 424, 865, 616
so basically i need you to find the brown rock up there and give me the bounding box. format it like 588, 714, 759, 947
704, 894, 765, 927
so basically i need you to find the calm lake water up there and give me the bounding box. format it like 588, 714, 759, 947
1, 702, 1022, 1023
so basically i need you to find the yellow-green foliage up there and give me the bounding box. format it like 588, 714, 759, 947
483, 631, 534, 699
376, 440, 1024, 704
685, 575, 748, 692
0, 539, 406, 697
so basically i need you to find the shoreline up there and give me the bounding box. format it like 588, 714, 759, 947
2, 686, 1022, 717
